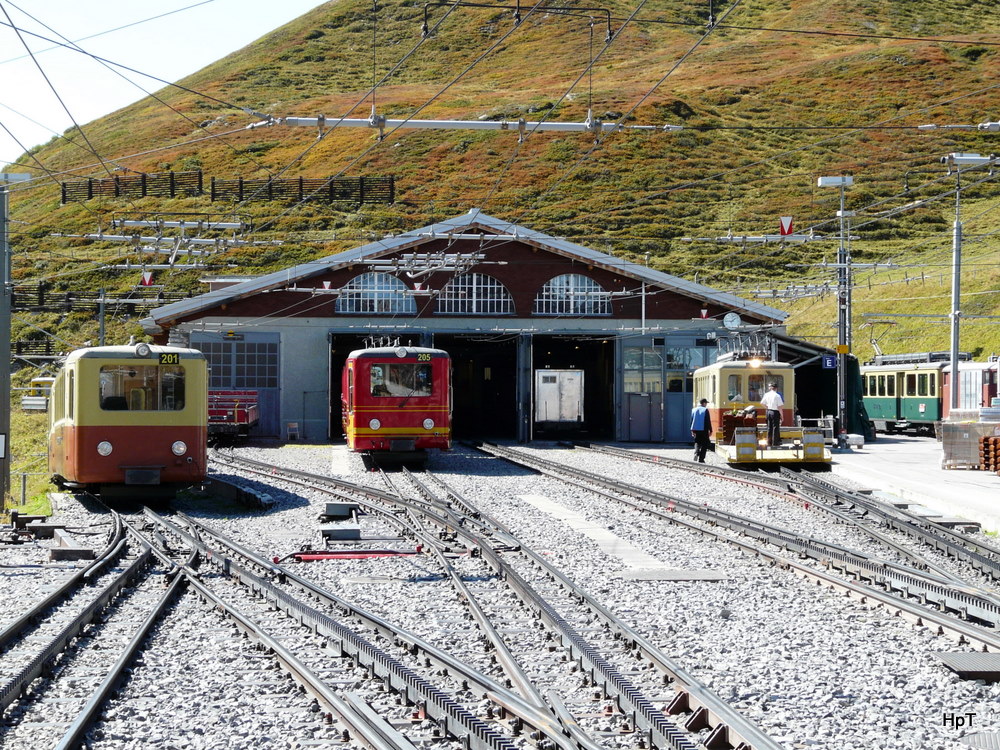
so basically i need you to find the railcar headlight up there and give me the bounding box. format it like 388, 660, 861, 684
369, 418, 382, 430
97, 441, 113, 456
422, 418, 435, 430
171, 441, 188, 456
135, 342, 152, 357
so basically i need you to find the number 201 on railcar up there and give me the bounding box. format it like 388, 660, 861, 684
341, 347, 451, 459
48, 344, 208, 494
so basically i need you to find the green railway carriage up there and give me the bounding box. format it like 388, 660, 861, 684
861, 359, 945, 434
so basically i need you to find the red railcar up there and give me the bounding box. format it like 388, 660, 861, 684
341, 346, 451, 463
941, 361, 999, 418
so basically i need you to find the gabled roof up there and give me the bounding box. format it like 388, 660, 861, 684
141, 209, 785, 332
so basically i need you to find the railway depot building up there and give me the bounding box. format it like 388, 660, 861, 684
141, 210, 787, 443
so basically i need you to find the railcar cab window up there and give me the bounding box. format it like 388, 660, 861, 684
369, 363, 433, 398
749, 374, 783, 402
99, 365, 186, 411
726, 374, 742, 402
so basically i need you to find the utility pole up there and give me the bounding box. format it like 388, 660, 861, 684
1, 174, 31, 505
817, 176, 854, 446
941, 153, 997, 411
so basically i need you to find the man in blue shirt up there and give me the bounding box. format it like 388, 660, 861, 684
690, 398, 713, 463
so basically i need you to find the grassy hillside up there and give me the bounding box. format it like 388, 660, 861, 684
4, 0, 1000, 504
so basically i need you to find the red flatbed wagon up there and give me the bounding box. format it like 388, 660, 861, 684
208, 389, 260, 439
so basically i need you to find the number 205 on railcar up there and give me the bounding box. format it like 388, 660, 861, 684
48, 344, 208, 495
342, 346, 451, 463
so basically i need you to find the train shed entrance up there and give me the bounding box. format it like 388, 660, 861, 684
434, 334, 518, 439
532, 335, 614, 440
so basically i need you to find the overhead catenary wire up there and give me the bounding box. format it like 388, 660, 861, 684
251, 0, 553, 231
0, 1, 122, 180
505, 0, 745, 230
7, 1, 1000, 346
0, 0, 220, 67
469, 0, 651, 224
2, 0, 277, 177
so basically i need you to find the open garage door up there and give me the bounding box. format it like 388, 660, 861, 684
434, 334, 518, 439
532, 336, 614, 440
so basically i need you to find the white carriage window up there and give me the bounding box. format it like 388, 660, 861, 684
336, 272, 416, 315
533, 274, 611, 316
748, 375, 784, 403
436, 273, 514, 315
727, 374, 742, 402
99, 365, 185, 411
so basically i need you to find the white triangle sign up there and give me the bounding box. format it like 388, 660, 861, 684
779, 216, 793, 236
141, 270, 154, 286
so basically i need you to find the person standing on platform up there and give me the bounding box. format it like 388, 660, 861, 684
760, 382, 784, 448
690, 398, 713, 463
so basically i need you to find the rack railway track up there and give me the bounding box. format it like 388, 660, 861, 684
0, 512, 193, 749
478, 443, 1000, 651
212, 449, 783, 750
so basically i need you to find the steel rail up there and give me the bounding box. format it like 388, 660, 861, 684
206, 455, 644, 750
379, 471, 709, 750
342, 692, 422, 750
400, 468, 607, 750
0, 546, 153, 713
0, 512, 127, 652
422, 466, 785, 750
145, 510, 518, 750
401, 470, 546, 706
132, 516, 421, 750
478, 444, 1000, 653
484, 443, 1000, 626
580, 443, 990, 591
169, 507, 583, 750
54, 522, 194, 750
785, 468, 1000, 579
216, 450, 777, 750
363, 473, 699, 750
182, 573, 409, 750
576, 443, 795, 493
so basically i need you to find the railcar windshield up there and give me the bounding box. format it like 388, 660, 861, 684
369, 363, 433, 398
99, 365, 186, 411
748, 374, 784, 403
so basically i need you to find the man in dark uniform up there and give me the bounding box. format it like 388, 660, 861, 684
690, 398, 713, 463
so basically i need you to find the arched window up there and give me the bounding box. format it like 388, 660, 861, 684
533, 273, 611, 315
436, 273, 514, 315
336, 272, 416, 314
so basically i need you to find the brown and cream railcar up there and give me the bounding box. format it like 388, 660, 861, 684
48, 344, 208, 496
692, 357, 828, 464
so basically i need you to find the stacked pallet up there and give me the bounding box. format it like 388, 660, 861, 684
941, 423, 1000, 469
980, 435, 1000, 472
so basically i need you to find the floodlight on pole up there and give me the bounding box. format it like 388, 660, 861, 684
1, 173, 31, 504
817, 175, 854, 447
940, 152, 997, 411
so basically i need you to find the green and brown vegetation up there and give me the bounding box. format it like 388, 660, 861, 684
5, 0, 1000, 507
